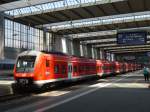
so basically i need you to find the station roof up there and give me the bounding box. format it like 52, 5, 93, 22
0, 0, 61, 11
3, 0, 150, 26
0, 0, 19, 5
3, 0, 150, 53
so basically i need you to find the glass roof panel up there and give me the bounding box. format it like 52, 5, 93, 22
4, 0, 105, 17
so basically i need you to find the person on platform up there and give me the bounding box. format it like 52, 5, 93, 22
143, 66, 150, 82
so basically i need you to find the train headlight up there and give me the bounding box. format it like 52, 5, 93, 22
46, 72, 50, 76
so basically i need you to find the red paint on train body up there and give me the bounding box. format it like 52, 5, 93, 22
13, 50, 141, 88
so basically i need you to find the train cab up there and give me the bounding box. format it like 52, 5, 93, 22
96, 60, 103, 77
114, 61, 121, 74
14, 51, 69, 88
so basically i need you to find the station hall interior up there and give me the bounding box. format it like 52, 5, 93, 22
0, 0, 150, 112
0, 0, 150, 65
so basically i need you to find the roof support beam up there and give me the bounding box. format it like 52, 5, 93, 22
67, 26, 150, 40
39, 11, 150, 31
113, 50, 150, 53
109, 47, 150, 52
87, 41, 116, 45
82, 38, 116, 44
104, 44, 150, 50
82, 7, 95, 17
68, 30, 117, 39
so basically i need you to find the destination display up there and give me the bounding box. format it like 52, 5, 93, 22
117, 32, 147, 45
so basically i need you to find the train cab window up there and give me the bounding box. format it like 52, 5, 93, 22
16, 56, 36, 73
54, 65, 59, 74
46, 60, 50, 67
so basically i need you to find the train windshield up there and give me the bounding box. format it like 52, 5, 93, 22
16, 56, 36, 73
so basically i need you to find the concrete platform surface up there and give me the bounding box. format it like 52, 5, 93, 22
0, 70, 150, 112
0, 76, 14, 96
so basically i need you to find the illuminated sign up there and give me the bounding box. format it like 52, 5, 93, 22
117, 32, 147, 45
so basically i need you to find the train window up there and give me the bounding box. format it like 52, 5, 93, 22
87, 66, 90, 71
71, 66, 72, 72
0, 64, 2, 70
79, 66, 82, 72
102, 66, 106, 70
3, 64, 7, 70
46, 60, 50, 67
68, 66, 70, 72
99, 66, 102, 70
68, 65, 72, 73
83, 66, 85, 71
11, 64, 14, 69
16, 56, 36, 73
85, 66, 88, 71
62, 65, 66, 74
74, 66, 77, 72
90, 66, 92, 71
54, 65, 59, 74
68, 65, 72, 72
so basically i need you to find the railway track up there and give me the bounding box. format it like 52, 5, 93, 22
0, 76, 99, 102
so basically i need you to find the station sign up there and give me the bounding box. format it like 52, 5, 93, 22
147, 52, 150, 57
117, 32, 147, 45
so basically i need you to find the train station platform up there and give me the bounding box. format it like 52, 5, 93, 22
0, 70, 150, 112
0, 75, 14, 96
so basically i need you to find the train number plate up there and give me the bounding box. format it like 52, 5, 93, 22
19, 79, 29, 84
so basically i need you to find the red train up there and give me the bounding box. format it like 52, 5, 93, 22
13, 51, 141, 89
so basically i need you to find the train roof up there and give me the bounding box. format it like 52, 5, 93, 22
41, 51, 68, 56
18, 50, 69, 57
18, 50, 42, 57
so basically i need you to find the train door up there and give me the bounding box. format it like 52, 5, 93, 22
45, 59, 50, 78
68, 63, 73, 79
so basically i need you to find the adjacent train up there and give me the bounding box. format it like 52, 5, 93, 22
0, 59, 15, 76
13, 50, 142, 89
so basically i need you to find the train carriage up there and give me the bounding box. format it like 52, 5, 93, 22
96, 60, 103, 77
114, 61, 121, 74
14, 51, 70, 88
13, 50, 142, 90
73, 57, 97, 79
0, 59, 15, 76
14, 51, 97, 88
124, 62, 129, 72
96, 60, 114, 77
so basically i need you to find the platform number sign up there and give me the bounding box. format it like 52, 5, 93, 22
117, 32, 147, 45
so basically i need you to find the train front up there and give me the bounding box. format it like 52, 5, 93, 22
13, 51, 40, 88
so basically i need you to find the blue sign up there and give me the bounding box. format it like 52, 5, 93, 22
117, 32, 147, 45
147, 52, 150, 57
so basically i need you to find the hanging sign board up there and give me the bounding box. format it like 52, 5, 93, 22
117, 32, 147, 45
